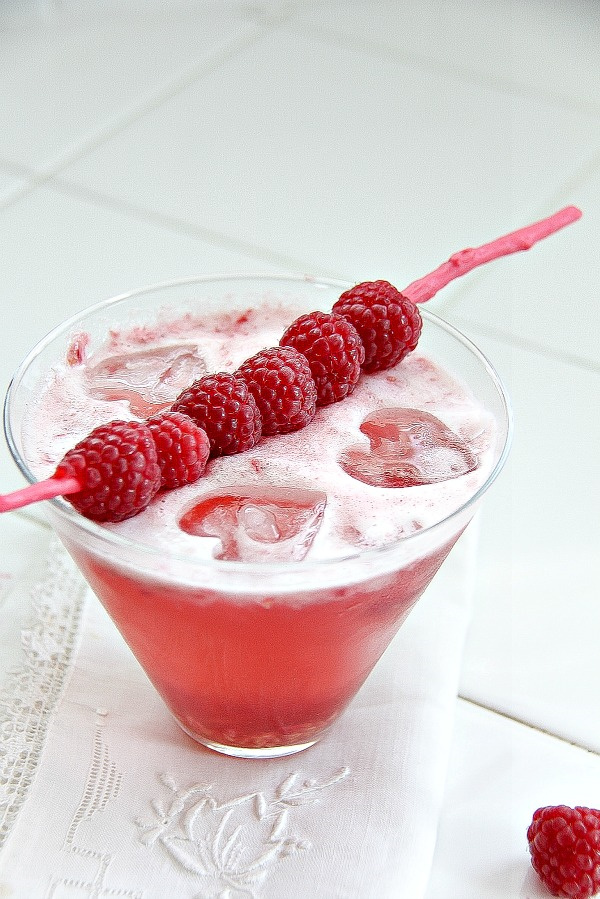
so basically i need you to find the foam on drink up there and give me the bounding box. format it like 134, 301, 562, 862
22, 299, 497, 565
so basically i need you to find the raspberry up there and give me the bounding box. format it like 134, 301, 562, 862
54, 420, 162, 522
147, 411, 210, 489
527, 805, 600, 898
172, 372, 262, 457
279, 310, 365, 406
236, 346, 317, 435
333, 280, 422, 373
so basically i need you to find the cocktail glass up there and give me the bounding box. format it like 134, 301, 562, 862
3, 275, 512, 758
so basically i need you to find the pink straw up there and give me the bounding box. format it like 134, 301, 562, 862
402, 206, 582, 303
0, 475, 81, 513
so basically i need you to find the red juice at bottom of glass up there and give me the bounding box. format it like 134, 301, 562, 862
65, 533, 457, 753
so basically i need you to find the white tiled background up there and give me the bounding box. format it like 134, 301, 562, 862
1, 1, 599, 895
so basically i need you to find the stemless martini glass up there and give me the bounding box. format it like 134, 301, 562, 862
3, 275, 512, 758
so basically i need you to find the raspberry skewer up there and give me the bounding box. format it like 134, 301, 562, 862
0, 205, 582, 521
401, 205, 582, 304
333, 205, 581, 373
0, 414, 209, 522
281, 207, 582, 390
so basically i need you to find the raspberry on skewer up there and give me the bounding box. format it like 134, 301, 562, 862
172, 372, 262, 457
236, 346, 317, 436
147, 411, 210, 489
0, 420, 162, 522
279, 310, 365, 405
333, 282, 422, 373
0, 415, 211, 521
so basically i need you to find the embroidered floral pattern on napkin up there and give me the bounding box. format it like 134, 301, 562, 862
136, 768, 350, 899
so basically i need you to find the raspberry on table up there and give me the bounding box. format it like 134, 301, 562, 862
333, 280, 422, 373
527, 805, 600, 898
54, 420, 162, 522
147, 411, 210, 489
172, 372, 262, 457
279, 310, 365, 406
236, 346, 317, 436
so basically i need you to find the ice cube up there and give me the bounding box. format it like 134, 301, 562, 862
339, 407, 478, 488
240, 504, 281, 543
85, 344, 205, 416
179, 487, 327, 562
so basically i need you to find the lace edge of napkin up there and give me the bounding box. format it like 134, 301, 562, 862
0, 538, 87, 849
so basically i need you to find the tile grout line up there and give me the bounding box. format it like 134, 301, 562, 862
6, 173, 600, 375
1, 8, 598, 212
0, 2, 317, 204
452, 313, 600, 375
0, 22, 274, 211
458, 694, 600, 757
45, 176, 343, 279
0, 158, 36, 180
0, 5, 315, 215
282, 19, 600, 120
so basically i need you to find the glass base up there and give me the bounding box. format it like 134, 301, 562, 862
176, 720, 319, 758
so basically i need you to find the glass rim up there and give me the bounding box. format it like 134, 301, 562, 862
3, 273, 513, 576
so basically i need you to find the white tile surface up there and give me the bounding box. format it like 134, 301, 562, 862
455, 327, 600, 752
0, 166, 28, 203
0, 2, 262, 170
57, 26, 600, 287
291, 0, 600, 112
426, 700, 600, 898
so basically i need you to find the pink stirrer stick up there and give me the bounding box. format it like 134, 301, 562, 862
0, 476, 81, 512
401, 206, 582, 304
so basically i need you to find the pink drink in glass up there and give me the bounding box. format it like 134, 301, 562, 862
4, 276, 512, 757
67, 520, 458, 754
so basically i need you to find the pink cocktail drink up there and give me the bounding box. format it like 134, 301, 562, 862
4, 275, 512, 757
69, 534, 455, 753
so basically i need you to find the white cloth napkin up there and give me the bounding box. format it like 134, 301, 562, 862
0, 522, 479, 899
